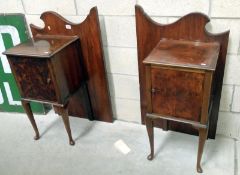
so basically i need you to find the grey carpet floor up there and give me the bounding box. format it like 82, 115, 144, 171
0, 111, 235, 175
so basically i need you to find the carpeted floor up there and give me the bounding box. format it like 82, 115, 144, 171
0, 111, 235, 175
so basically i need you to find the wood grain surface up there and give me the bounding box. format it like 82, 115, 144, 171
30, 7, 113, 122
136, 5, 229, 138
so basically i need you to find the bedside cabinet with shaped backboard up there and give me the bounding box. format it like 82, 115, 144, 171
135, 5, 229, 173
3, 7, 113, 145
143, 39, 220, 173
3, 35, 91, 145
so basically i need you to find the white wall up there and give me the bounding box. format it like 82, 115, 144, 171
1, 0, 240, 139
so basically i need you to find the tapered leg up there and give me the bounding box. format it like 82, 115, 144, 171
146, 116, 154, 160
55, 106, 75, 146
196, 128, 208, 173
21, 100, 40, 140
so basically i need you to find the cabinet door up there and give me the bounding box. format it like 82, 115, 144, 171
9, 57, 57, 102
151, 67, 204, 122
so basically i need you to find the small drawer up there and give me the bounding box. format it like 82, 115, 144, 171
151, 67, 204, 122
10, 57, 57, 102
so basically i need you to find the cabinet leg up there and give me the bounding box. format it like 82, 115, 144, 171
146, 116, 154, 160
196, 128, 208, 173
55, 106, 75, 146
21, 100, 40, 140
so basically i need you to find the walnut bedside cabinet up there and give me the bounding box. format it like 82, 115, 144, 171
136, 5, 229, 173
3, 34, 91, 146
143, 39, 220, 173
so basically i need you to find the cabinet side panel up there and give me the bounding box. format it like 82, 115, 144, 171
55, 41, 83, 94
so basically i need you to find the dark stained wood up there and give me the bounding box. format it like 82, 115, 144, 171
146, 113, 207, 129
144, 46, 216, 172
200, 72, 213, 125
145, 116, 154, 160
135, 5, 229, 138
141, 12, 222, 172
4, 35, 91, 145
21, 100, 40, 140
196, 71, 212, 172
9, 56, 57, 102
3, 35, 78, 57
197, 128, 208, 173
6, 35, 86, 105
30, 7, 113, 122
143, 39, 220, 71
67, 84, 93, 121
54, 105, 75, 145
151, 67, 204, 122
49, 39, 85, 104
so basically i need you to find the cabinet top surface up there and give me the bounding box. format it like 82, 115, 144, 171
3, 35, 78, 58
143, 39, 220, 71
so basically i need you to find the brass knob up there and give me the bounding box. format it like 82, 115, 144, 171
47, 78, 51, 84
151, 88, 156, 93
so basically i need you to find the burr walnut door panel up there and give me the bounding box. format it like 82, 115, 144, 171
151, 67, 205, 122
9, 57, 57, 102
